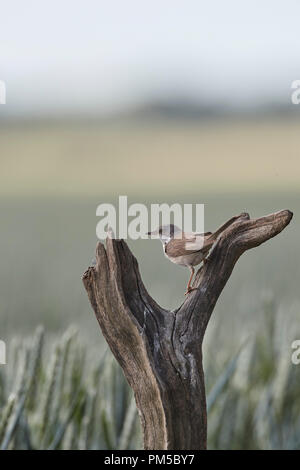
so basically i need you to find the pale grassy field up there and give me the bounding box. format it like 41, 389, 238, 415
0, 117, 299, 197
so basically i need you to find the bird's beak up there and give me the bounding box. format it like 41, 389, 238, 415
147, 229, 159, 238
147, 230, 159, 237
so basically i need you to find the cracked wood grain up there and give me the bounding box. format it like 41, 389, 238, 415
82, 209, 293, 450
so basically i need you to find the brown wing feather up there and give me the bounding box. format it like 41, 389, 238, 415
166, 234, 214, 258
165, 215, 240, 259
194, 231, 212, 236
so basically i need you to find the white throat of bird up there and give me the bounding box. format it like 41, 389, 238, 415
160, 236, 171, 252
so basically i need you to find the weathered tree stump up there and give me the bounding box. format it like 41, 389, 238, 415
82, 210, 293, 450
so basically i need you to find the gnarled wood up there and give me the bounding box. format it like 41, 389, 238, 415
82, 209, 293, 450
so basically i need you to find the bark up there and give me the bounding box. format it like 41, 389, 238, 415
82, 209, 293, 450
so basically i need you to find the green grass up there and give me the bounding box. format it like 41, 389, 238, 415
0, 327, 141, 450
1, 300, 300, 449
206, 297, 300, 449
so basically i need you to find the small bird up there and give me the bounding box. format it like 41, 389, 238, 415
147, 216, 239, 295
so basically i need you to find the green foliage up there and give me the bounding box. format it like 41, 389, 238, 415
206, 299, 300, 449
0, 327, 141, 450
0, 300, 299, 450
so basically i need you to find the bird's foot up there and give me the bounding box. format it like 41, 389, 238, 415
184, 287, 199, 296
203, 256, 210, 265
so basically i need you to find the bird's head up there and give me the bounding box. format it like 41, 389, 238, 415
147, 224, 182, 242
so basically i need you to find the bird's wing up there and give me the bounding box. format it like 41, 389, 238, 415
193, 231, 212, 236
166, 234, 214, 257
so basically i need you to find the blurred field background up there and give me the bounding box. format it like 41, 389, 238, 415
1, 0, 300, 449
0, 117, 299, 342
0, 116, 299, 449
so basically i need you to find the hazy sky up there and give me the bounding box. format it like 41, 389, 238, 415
1, 0, 300, 116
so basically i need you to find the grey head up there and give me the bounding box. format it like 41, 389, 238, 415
147, 224, 182, 242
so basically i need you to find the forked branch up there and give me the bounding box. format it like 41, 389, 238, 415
82, 209, 292, 450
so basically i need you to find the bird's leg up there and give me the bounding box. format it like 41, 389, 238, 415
184, 266, 198, 295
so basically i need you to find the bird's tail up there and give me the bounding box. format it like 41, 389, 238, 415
208, 215, 241, 241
